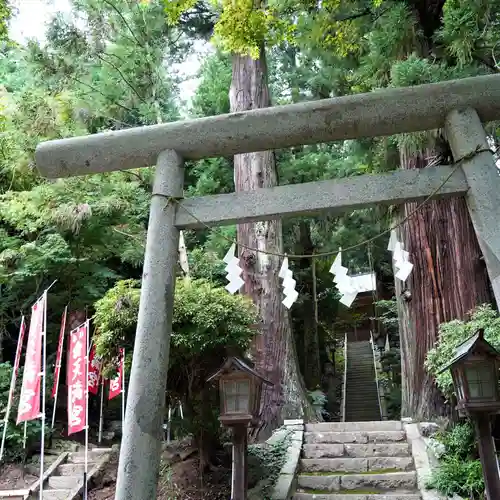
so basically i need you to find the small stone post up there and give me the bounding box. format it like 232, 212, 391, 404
115, 150, 184, 500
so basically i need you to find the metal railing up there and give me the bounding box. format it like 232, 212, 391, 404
341, 332, 348, 422
370, 331, 384, 420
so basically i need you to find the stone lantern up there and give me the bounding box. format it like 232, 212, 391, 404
439, 329, 500, 499
208, 356, 272, 428
208, 357, 272, 500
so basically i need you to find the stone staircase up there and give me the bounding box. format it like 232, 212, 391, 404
345, 341, 381, 422
25, 448, 112, 500
293, 421, 421, 500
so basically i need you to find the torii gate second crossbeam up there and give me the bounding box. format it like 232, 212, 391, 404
35, 74, 500, 500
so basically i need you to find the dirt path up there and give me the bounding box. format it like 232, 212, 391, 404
0, 464, 37, 491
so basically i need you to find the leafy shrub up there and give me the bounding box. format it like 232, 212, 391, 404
425, 304, 500, 397
427, 422, 484, 499
93, 277, 258, 466
375, 298, 400, 337
425, 304, 500, 398
379, 349, 401, 419
248, 432, 291, 500
427, 456, 484, 499
435, 422, 476, 459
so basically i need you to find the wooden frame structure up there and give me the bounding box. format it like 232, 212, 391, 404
35, 74, 500, 500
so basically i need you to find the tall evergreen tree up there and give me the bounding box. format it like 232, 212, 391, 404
167, 0, 313, 438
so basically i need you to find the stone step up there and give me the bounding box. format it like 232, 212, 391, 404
56, 463, 86, 476
293, 494, 422, 500
37, 490, 72, 500
304, 431, 406, 445
302, 443, 411, 459
47, 476, 80, 490
305, 421, 402, 433
67, 448, 111, 463
345, 400, 379, 404
300, 456, 414, 473
298, 471, 418, 492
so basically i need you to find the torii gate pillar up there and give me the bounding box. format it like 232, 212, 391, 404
115, 150, 184, 500
445, 108, 500, 305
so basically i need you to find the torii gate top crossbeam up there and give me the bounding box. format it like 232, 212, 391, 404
36, 74, 500, 178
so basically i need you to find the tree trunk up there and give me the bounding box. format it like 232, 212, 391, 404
296, 221, 321, 389
396, 143, 491, 420
230, 48, 311, 439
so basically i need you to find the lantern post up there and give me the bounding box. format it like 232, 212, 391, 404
207, 357, 273, 500
439, 329, 500, 500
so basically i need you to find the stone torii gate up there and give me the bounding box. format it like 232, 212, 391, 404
36, 74, 500, 500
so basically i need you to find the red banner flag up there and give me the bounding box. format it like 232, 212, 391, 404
109, 348, 124, 400
67, 323, 88, 435
88, 345, 101, 395
51, 307, 68, 398
17, 295, 45, 424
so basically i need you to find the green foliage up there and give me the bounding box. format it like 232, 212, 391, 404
334, 348, 345, 374
0, 363, 53, 462
435, 422, 476, 459
93, 277, 258, 462
375, 298, 399, 336
93, 277, 257, 366
0, 0, 10, 42
425, 304, 500, 398
379, 348, 401, 419
440, 0, 500, 68
427, 423, 484, 499
190, 52, 231, 117
427, 456, 484, 499
248, 432, 291, 499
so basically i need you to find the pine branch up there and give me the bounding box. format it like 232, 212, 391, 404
94, 52, 147, 104
101, 0, 145, 48
68, 75, 135, 114
332, 5, 392, 24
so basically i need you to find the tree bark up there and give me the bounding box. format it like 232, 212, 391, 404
230, 47, 311, 439
396, 143, 491, 420
296, 221, 321, 389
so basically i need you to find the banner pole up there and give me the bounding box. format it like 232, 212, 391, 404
0, 316, 25, 461
84, 320, 90, 500
39, 291, 48, 500
121, 349, 126, 432
98, 379, 104, 445
51, 306, 68, 429
23, 422, 27, 449
166, 405, 171, 444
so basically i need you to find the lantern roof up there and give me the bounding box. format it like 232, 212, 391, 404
438, 329, 500, 374
207, 356, 273, 386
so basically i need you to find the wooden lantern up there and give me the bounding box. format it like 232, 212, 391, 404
207, 357, 273, 427
439, 329, 500, 415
